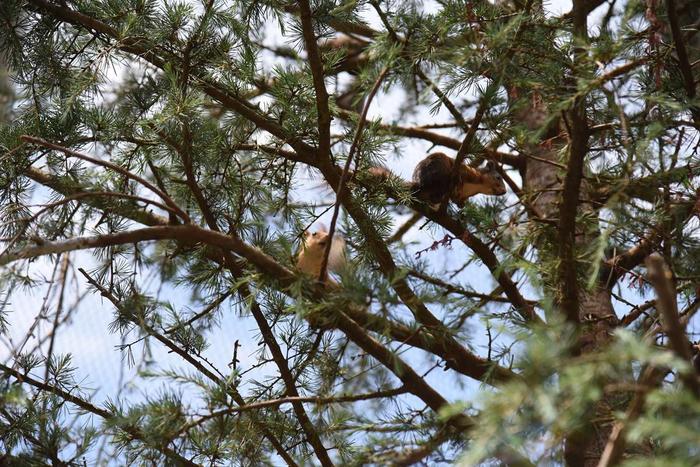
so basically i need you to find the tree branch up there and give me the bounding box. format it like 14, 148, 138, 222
665, 0, 700, 123
596, 366, 664, 467
24, 166, 171, 227
645, 253, 700, 397
319, 67, 389, 281
20, 136, 190, 223
180, 386, 408, 433
298, 0, 332, 160
335, 109, 524, 169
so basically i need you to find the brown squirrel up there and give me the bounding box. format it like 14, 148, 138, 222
371, 152, 507, 207
296, 229, 346, 280
412, 152, 507, 207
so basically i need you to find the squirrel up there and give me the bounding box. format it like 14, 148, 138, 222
296, 229, 347, 280
412, 152, 507, 207
370, 152, 507, 207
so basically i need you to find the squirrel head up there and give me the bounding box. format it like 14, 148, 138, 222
478, 161, 507, 196
297, 229, 347, 278
451, 161, 507, 205
302, 229, 332, 251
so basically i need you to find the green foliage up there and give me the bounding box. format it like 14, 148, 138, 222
0, 0, 698, 465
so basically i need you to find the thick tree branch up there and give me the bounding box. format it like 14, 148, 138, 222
0, 226, 191, 266
665, 0, 700, 123
298, 0, 332, 160
645, 253, 700, 397
557, 1, 590, 325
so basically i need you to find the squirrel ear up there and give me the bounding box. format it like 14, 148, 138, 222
485, 160, 497, 171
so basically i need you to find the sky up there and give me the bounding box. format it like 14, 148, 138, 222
3, 0, 696, 464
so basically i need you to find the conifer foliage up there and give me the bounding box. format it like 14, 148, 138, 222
0, 0, 699, 465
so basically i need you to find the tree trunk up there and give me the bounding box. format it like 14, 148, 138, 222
516, 95, 618, 465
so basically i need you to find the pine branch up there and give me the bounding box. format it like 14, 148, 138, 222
385, 427, 452, 466
77, 268, 300, 467
298, 0, 332, 160
280, 4, 378, 39
603, 202, 695, 288
596, 366, 664, 467
179, 386, 408, 433
20, 136, 189, 222
645, 253, 700, 397
0, 363, 201, 467
665, 0, 700, 124
24, 166, 171, 227
24, 0, 317, 159
334, 109, 524, 169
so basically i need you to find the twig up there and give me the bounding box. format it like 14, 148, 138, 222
165, 292, 232, 334
415, 68, 467, 129
619, 299, 657, 326
20, 136, 190, 223
179, 386, 408, 433
43, 254, 70, 383
388, 212, 422, 244
318, 66, 390, 282
388, 427, 451, 466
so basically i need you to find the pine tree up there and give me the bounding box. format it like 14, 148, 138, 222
0, 0, 698, 465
